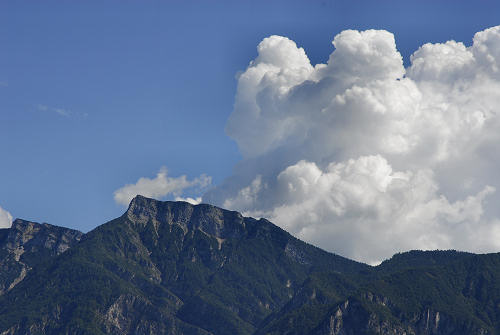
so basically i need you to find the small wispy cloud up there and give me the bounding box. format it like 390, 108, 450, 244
38, 104, 71, 117
37, 104, 88, 119
53, 108, 71, 117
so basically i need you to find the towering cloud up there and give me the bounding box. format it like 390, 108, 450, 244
0, 205, 12, 229
205, 26, 500, 264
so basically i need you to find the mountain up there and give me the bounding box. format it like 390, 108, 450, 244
259, 250, 500, 334
0, 219, 82, 295
0, 196, 499, 334
0, 196, 366, 334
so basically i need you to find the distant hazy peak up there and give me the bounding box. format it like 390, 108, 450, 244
11, 218, 58, 231
0, 218, 83, 295
3, 218, 83, 253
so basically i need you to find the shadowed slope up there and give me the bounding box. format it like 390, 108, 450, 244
0, 196, 366, 335
2, 197, 500, 334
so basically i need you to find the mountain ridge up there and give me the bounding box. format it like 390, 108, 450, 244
0, 218, 82, 296
0, 196, 499, 334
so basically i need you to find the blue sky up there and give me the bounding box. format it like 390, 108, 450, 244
2, 0, 500, 236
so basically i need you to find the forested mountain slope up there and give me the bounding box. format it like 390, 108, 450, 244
0, 196, 499, 335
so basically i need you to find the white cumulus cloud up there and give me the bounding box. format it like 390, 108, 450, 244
223, 156, 495, 265
114, 167, 211, 206
0, 205, 13, 229
205, 26, 500, 264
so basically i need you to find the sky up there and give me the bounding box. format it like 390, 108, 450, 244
2, 1, 500, 264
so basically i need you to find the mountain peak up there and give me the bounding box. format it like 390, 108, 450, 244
126, 195, 246, 239
128, 194, 163, 206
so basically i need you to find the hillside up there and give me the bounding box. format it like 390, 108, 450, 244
0, 196, 499, 334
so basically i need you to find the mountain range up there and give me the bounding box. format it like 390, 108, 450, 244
0, 195, 499, 334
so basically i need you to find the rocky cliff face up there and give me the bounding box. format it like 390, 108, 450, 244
0, 219, 82, 294
100, 294, 212, 335
126, 195, 247, 240
313, 299, 490, 335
